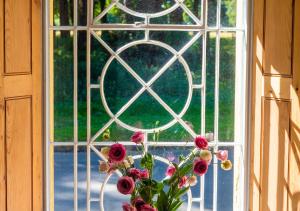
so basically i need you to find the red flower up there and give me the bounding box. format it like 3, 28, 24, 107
193, 159, 208, 176
139, 169, 149, 179
131, 131, 144, 144
194, 136, 208, 149
128, 168, 141, 180
133, 197, 146, 211
109, 143, 126, 163
165, 166, 176, 177
117, 176, 135, 195
178, 176, 188, 188
140, 204, 157, 211
122, 203, 137, 211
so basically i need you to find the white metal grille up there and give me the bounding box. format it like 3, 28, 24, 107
45, 0, 248, 210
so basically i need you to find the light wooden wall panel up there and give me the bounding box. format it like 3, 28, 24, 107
0, 0, 43, 210
4, 0, 31, 74
250, 0, 300, 210
288, 0, 300, 210
260, 99, 290, 211
5, 97, 32, 211
264, 0, 293, 76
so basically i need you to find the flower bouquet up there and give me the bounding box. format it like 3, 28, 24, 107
99, 132, 232, 211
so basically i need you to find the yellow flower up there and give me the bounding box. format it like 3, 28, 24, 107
102, 132, 110, 140
98, 161, 109, 173
100, 147, 110, 159
123, 160, 131, 168
221, 160, 233, 171
127, 156, 134, 165
199, 150, 212, 163
187, 175, 198, 187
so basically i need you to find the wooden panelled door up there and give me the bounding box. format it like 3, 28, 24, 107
249, 0, 300, 210
0, 0, 43, 211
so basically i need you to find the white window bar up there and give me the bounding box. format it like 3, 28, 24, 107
86, 0, 92, 211
45, 0, 248, 210
200, 0, 208, 209
213, 0, 222, 210
73, 0, 79, 210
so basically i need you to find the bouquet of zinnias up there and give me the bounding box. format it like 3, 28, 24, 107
99, 132, 232, 211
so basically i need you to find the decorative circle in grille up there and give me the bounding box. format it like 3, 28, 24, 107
100, 39, 193, 133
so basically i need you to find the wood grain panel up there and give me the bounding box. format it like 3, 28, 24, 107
260, 99, 290, 211
5, 97, 32, 211
4, 0, 31, 74
31, 0, 43, 210
249, 0, 265, 209
3, 75, 32, 98
288, 0, 300, 209
0, 0, 5, 209
263, 76, 292, 99
264, 0, 293, 75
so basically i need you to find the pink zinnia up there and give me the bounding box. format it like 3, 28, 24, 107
165, 166, 176, 177
194, 136, 208, 149
117, 176, 135, 195
139, 169, 149, 179
178, 176, 188, 188
140, 204, 157, 211
216, 150, 228, 161
122, 203, 137, 211
131, 131, 144, 144
193, 159, 208, 176
109, 143, 126, 162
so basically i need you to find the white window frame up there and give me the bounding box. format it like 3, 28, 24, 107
44, 0, 251, 210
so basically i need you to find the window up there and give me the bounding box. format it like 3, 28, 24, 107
45, 0, 248, 210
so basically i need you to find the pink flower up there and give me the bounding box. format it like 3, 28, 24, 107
131, 131, 144, 144
194, 136, 208, 150
178, 176, 188, 188
216, 150, 228, 161
133, 197, 145, 211
165, 166, 176, 177
122, 203, 137, 211
117, 176, 135, 195
139, 169, 149, 179
193, 159, 208, 176
140, 204, 157, 211
109, 143, 126, 163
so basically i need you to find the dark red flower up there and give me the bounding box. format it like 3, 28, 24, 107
133, 197, 146, 211
117, 176, 135, 195
193, 159, 208, 176
109, 143, 126, 162
131, 131, 144, 144
122, 203, 137, 211
128, 168, 141, 180
194, 136, 208, 149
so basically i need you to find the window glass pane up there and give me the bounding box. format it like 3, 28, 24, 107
217, 146, 234, 211
221, 0, 237, 27
78, 32, 87, 142
206, 32, 216, 135
54, 146, 74, 210
219, 32, 235, 141
53, 0, 74, 26
207, 0, 217, 26
54, 31, 74, 142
